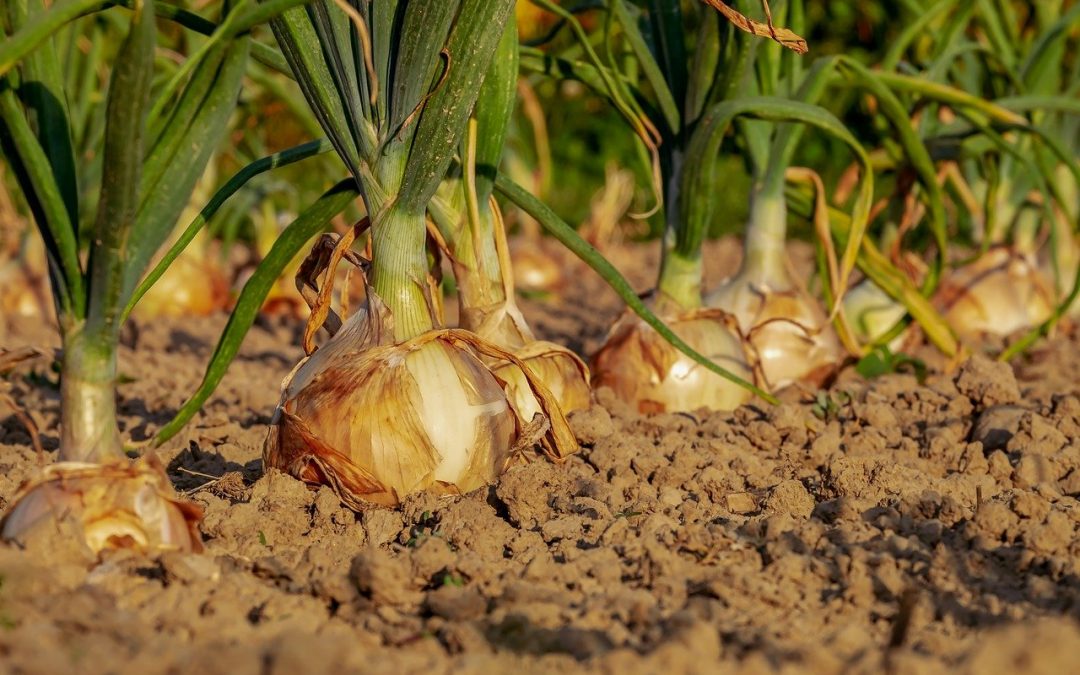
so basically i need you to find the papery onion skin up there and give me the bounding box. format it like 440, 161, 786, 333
0, 458, 203, 555
265, 309, 521, 509
132, 255, 230, 320
936, 247, 1055, 338
461, 303, 593, 420
592, 309, 752, 414
0, 266, 48, 320
709, 282, 842, 391
492, 340, 592, 422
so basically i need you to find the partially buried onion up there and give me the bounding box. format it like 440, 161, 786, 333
452, 200, 591, 421
459, 283, 591, 423
592, 297, 752, 414
842, 277, 910, 349
265, 291, 577, 509
708, 280, 842, 391
935, 247, 1055, 338
0, 457, 203, 554
489, 339, 591, 422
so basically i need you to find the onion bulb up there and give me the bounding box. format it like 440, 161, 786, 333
0, 235, 52, 323
132, 251, 230, 320
708, 280, 842, 391
510, 238, 564, 295
264, 292, 578, 509
0, 457, 203, 555
935, 247, 1055, 338
842, 278, 909, 349
591, 300, 752, 414
490, 340, 591, 422
452, 200, 591, 421
516, 0, 558, 42
460, 278, 592, 422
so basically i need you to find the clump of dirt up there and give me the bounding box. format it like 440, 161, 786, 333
2, 238, 1080, 673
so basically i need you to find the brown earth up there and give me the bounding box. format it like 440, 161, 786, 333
2, 238, 1080, 674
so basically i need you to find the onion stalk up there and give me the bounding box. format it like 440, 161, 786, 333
0, 0, 259, 555
582, 1, 875, 409
429, 22, 590, 420
263, 0, 580, 508
879, 2, 1080, 342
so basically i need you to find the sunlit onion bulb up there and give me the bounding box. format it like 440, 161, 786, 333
516, 0, 558, 41
510, 239, 564, 295
491, 340, 592, 422
708, 281, 842, 391
0, 459, 203, 554
842, 278, 908, 348
936, 247, 1055, 338
592, 308, 752, 414
462, 302, 592, 421
0, 264, 45, 319
264, 297, 577, 509
132, 254, 230, 320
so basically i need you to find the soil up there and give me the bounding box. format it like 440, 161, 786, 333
3, 238, 1080, 674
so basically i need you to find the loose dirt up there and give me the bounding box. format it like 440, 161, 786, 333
2, 239, 1080, 674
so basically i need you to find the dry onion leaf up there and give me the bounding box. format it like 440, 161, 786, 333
700, 0, 809, 54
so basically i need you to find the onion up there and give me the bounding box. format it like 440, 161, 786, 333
132, 253, 230, 320
510, 238, 564, 295
516, 0, 558, 42
0, 262, 48, 320
706, 191, 843, 390
450, 199, 591, 421
708, 280, 842, 391
591, 301, 752, 414
935, 247, 1055, 338
842, 278, 909, 349
490, 340, 591, 422
0, 235, 52, 323
264, 292, 578, 509
0, 458, 202, 554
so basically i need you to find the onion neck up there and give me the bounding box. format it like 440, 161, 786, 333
737, 185, 790, 289
455, 198, 507, 311
657, 237, 703, 311
370, 205, 436, 341
59, 323, 124, 463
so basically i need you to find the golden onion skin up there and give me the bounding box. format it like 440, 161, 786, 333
592, 309, 752, 414
491, 340, 592, 422
0, 265, 47, 320
0, 458, 203, 555
516, 0, 558, 42
936, 247, 1055, 338
510, 239, 564, 295
709, 282, 842, 391
461, 303, 593, 420
132, 254, 230, 320
265, 294, 564, 509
